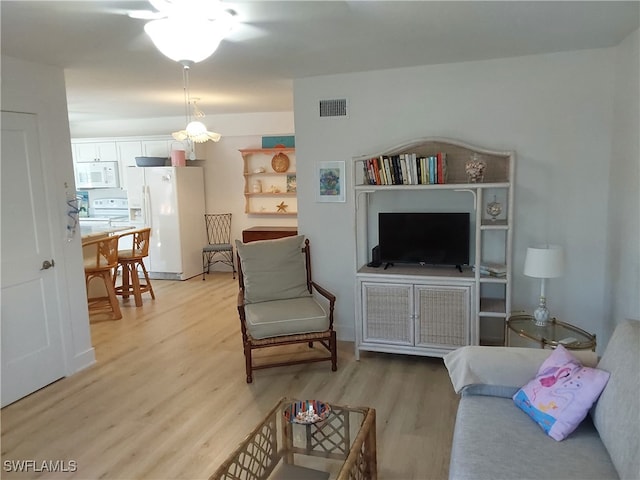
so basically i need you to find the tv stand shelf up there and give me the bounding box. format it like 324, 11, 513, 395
353, 138, 515, 357
358, 265, 474, 279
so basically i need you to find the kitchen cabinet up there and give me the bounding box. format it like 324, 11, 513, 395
117, 141, 143, 189
72, 136, 189, 190
73, 141, 118, 163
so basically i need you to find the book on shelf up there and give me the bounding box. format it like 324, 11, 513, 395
362, 151, 448, 186
400, 155, 409, 184
383, 156, 393, 185
437, 152, 448, 184
392, 155, 402, 185
428, 156, 435, 184
473, 262, 507, 277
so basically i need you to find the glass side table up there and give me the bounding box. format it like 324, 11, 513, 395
507, 313, 596, 351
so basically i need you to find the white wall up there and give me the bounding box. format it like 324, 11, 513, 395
1, 55, 95, 372
606, 28, 640, 345
294, 46, 632, 346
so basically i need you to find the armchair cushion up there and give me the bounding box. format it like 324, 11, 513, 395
236, 235, 312, 304
244, 297, 329, 340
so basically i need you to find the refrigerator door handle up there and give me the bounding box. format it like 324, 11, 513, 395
143, 185, 152, 228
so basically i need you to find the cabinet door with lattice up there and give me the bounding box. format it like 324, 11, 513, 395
414, 285, 473, 348
361, 282, 413, 345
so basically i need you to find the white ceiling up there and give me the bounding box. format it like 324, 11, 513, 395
2, 1, 638, 135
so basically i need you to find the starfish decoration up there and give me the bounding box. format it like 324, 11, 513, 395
276, 201, 288, 213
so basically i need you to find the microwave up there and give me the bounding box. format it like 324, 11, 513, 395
74, 162, 119, 189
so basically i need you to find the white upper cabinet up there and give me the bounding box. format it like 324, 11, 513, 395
142, 139, 175, 158
74, 141, 118, 162
117, 141, 144, 189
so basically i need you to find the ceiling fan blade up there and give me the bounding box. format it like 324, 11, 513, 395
127, 10, 167, 20
224, 23, 267, 43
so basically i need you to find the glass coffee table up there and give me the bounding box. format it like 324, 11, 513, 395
210, 397, 377, 480
507, 313, 596, 351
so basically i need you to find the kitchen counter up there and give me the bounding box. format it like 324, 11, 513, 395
81, 224, 138, 244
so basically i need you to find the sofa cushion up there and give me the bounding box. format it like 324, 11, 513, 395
236, 235, 311, 304
449, 395, 618, 480
444, 346, 599, 397
512, 345, 610, 441
592, 320, 640, 480
244, 297, 328, 340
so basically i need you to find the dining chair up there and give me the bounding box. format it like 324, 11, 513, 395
114, 227, 155, 307
83, 235, 122, 320
203, 213, 236, 280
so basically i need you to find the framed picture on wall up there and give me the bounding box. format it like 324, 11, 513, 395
316, 161, 346, 203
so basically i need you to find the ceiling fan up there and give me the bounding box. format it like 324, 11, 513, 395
126, 0, 235, 21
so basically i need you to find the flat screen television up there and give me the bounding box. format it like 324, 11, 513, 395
378, 212, 470, 268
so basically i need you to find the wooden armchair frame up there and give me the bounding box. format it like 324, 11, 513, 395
237, 239, 337, 383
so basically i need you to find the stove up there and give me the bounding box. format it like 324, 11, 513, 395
80, 198, 129, 225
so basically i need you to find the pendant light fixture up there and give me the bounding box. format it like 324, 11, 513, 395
172, 61, 221, 159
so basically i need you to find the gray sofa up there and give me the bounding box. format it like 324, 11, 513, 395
444, 320, 639, 480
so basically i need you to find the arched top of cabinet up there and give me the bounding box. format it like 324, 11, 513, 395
353, 137, 513, 161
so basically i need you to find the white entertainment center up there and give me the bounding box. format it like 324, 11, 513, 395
353, 138, 515, 359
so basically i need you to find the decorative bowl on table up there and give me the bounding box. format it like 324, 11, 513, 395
283, 400, 331, 424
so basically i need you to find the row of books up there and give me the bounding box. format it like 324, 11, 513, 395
472, 262, 507, 277
363, 153, 448, 185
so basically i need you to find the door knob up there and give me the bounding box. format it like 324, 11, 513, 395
40, 259, 55, 270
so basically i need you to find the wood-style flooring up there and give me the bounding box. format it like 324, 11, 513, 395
1, 273, 459, 479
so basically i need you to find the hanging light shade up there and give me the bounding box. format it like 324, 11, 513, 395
144, 13, 233, 63
172, 64, 221, 150
174, 120, 221, 143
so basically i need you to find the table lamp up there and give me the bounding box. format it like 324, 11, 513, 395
523, 245, 565, 326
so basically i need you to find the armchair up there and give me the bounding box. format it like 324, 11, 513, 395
235, 235, 337, 383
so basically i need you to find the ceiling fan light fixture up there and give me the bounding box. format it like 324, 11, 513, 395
144, 17, 229, 63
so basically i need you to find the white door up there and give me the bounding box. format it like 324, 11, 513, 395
1, 111, 66, 407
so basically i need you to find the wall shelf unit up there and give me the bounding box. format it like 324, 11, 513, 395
353, 137, 515, 358
240, 147, 297, 216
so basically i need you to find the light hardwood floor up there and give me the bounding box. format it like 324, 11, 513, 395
1, 273, 459, 480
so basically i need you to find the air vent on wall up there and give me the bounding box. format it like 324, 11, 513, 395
319, 98, 348, 118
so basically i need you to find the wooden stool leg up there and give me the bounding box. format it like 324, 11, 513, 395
139, 260, 155, 299
121, 262, 131, 300
130, 261, 143, 307
104, 271, 122, 320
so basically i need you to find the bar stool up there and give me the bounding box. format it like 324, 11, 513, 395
83, 235, 122, 320
114, 227, 155, 307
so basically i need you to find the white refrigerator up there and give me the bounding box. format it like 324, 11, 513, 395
126, 166, 205, 280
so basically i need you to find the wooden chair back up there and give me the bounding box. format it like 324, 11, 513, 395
117, 227, 151, 260
83, 235, 119, 272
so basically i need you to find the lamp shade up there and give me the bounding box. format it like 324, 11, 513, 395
144, 17, 227, 63
524, 245, 565, 279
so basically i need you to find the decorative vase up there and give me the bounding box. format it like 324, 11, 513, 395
465, 153, 486, 183
252, 180, 262, 193
486, 195, 502, 221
